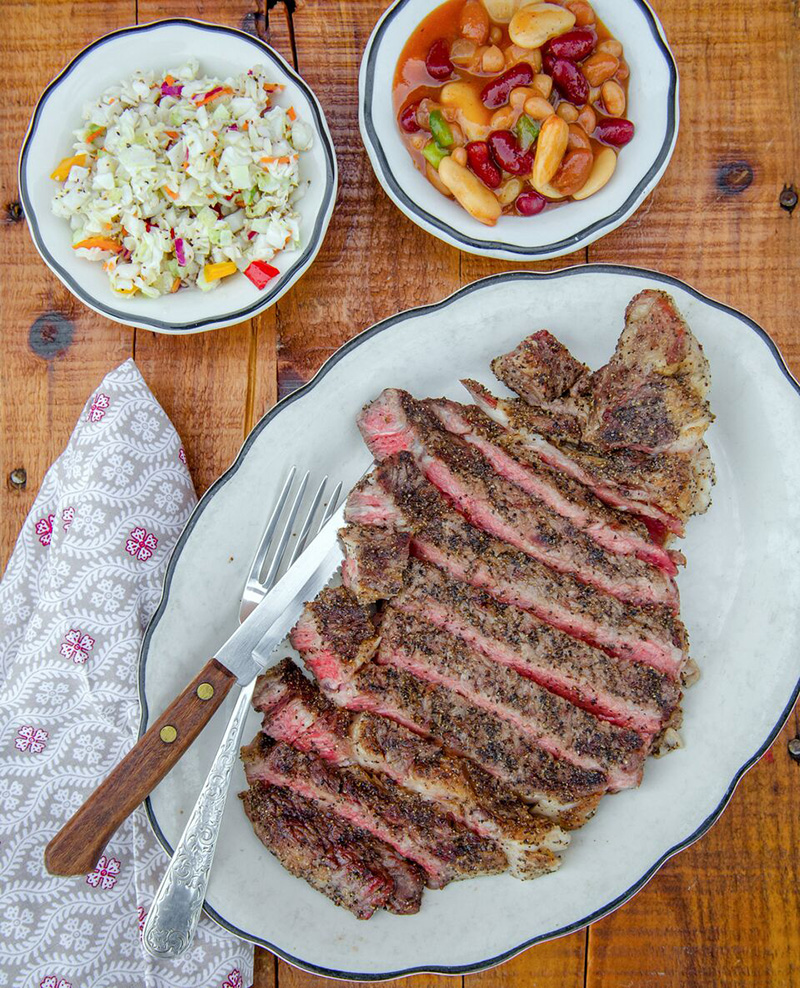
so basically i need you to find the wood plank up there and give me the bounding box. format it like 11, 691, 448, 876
274, 0, 461, 397
132, 0, 290, 495
277, 960, 457, 988
0, 0, 134, 572
465, 933, 587, 988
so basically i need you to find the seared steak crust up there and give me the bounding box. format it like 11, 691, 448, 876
240, 780, 423, 917
340, 523, 411, 604
492, 330, 589, 405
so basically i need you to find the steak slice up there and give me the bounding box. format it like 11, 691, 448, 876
395, 561, 680, 735
253, 659, 569, 879
426, 397, 678, 576
289, 586, 379, 692
585, 291, 713, 455
289, 593, 602, 822
463, 378, 714, 538
492, 329, 589, 406
377, 608, 647, 790
345, 455, 687, 678
340, 523, 411, 604
240, 780, 423, 917
241, 734, 507, 888
357, 389, 677, 610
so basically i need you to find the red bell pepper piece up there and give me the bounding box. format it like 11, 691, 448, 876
244, 259, 280, 290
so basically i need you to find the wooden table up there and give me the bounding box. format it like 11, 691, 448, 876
2, 0, 799, 984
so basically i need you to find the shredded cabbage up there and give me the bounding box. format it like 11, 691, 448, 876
51, 59, 314, 297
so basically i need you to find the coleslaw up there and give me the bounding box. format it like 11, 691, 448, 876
50, 59, 314, 297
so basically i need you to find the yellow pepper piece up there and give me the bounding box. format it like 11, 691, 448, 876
51, 154, 87, 181
113, 286, 137, 295
203, 261, 237, 282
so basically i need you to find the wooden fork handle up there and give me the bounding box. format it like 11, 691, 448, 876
44, 658, 237, 876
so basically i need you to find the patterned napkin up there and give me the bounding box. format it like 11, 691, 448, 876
0, 359, 253, 988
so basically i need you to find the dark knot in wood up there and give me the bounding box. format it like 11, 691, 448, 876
29, 311, 74, 359
716, 161, 754, 196
8, 467, 27, 491
6, 200, 24, 223
278, 365, 307, 401
779, 184, 797, 215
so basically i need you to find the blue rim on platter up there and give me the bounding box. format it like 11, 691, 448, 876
139, 265, 800, 980
18, 18, 337, 334
359, 0, 679, 259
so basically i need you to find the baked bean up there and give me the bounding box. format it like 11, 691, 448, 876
509, 3, 576, 50
557, 102, 579, 123
601, 79, 626, 117
572, 145, 616, 199
440, 81, 492, 140
588, 86, 602, 104
490, 105, 518, 129
481, 62, 534, 108
480, 0, 523, 24
460, 0, 490, 43
524, 95, 555, 120
582, 52, 619, 87
426, 161, 452, 195
545, 28, 597, 61
482, 45, 505, 72
551, 58, 590, 105
532, 113, 569, 188
510, 86, 535, 109
400, 103, 421, 133
564, 0, 596, 26
426, 39, 454, 81
593, 117, 634, 147
488, 129, 535, 175
515, 189, 548, 214
551, 148, 594, 195
439, 155, 503, 223
490, 25, 503, 43
497, 177, 524, 204
576, 105, 597, 134
567, 122, 591, 150
452, 146, 468, 166
533, 73, 553, 99
450, 38, 478, 67
466, 140, 502, 187
597, 38, 623, 57
615, 61, 630, 82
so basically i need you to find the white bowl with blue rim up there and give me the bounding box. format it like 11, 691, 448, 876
18, 19, 337, 334
359, 0, 678, 260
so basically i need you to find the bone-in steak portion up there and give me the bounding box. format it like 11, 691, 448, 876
253, 659, 569, 879
345, 455, 687, 677
357, 388, 677, 609
376, 607, 647, 790
426, 397, 678, 576
240, 780, 424, 917
340, 523, 411, 604
242, 733, 507, 888
394, 561, 681, 735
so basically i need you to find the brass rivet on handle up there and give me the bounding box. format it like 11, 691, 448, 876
160, 725, 178, 744
196, 683, 215, 701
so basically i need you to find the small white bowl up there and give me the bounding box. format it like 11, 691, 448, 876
359, 0, 678, 260
19, 19, 337, 334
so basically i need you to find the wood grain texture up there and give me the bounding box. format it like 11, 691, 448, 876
0, 0, 134, 573
45, 657, 236, 876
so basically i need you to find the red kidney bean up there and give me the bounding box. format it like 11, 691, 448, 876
399, 102, 421, 133
425, 39, 453, 81
466, 141, 502, 189
488, 130, 535, 176
480, 62, 534, 108
550, 58, 590, 104
542, 49, 558, 76
594, 116, 635, 147
544, 28, 596, 61
515, 190, 547, 215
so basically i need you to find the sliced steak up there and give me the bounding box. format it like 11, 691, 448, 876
289, 586, 379, 692
253, 659, 569, 879
492, 329, 589, 405
358, 389, 677, 609
463, 379, 714, 538
345, 456, 687, 678
240, 780, 423, 917
377, 608, 647, 790
426, 397, 678, 576
395, 561, 680, 735
585, 291, 713, 455
241, 733, 507, 888
340, 523, 411, 604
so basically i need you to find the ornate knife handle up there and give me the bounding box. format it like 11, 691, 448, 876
142, 681, 255, 958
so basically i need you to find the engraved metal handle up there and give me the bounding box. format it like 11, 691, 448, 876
142, 680, 255, 958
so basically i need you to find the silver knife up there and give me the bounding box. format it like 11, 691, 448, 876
142, 501, 346, 957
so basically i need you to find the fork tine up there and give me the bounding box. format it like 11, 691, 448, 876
244, 466, 296, 589
317, 481, 343, 533
261, 470, 310, 590
288, 476, 329, 567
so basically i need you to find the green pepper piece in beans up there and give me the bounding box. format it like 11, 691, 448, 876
515, 114, 540, 151
429, 110, 454, 148
422, 140, 450, 169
